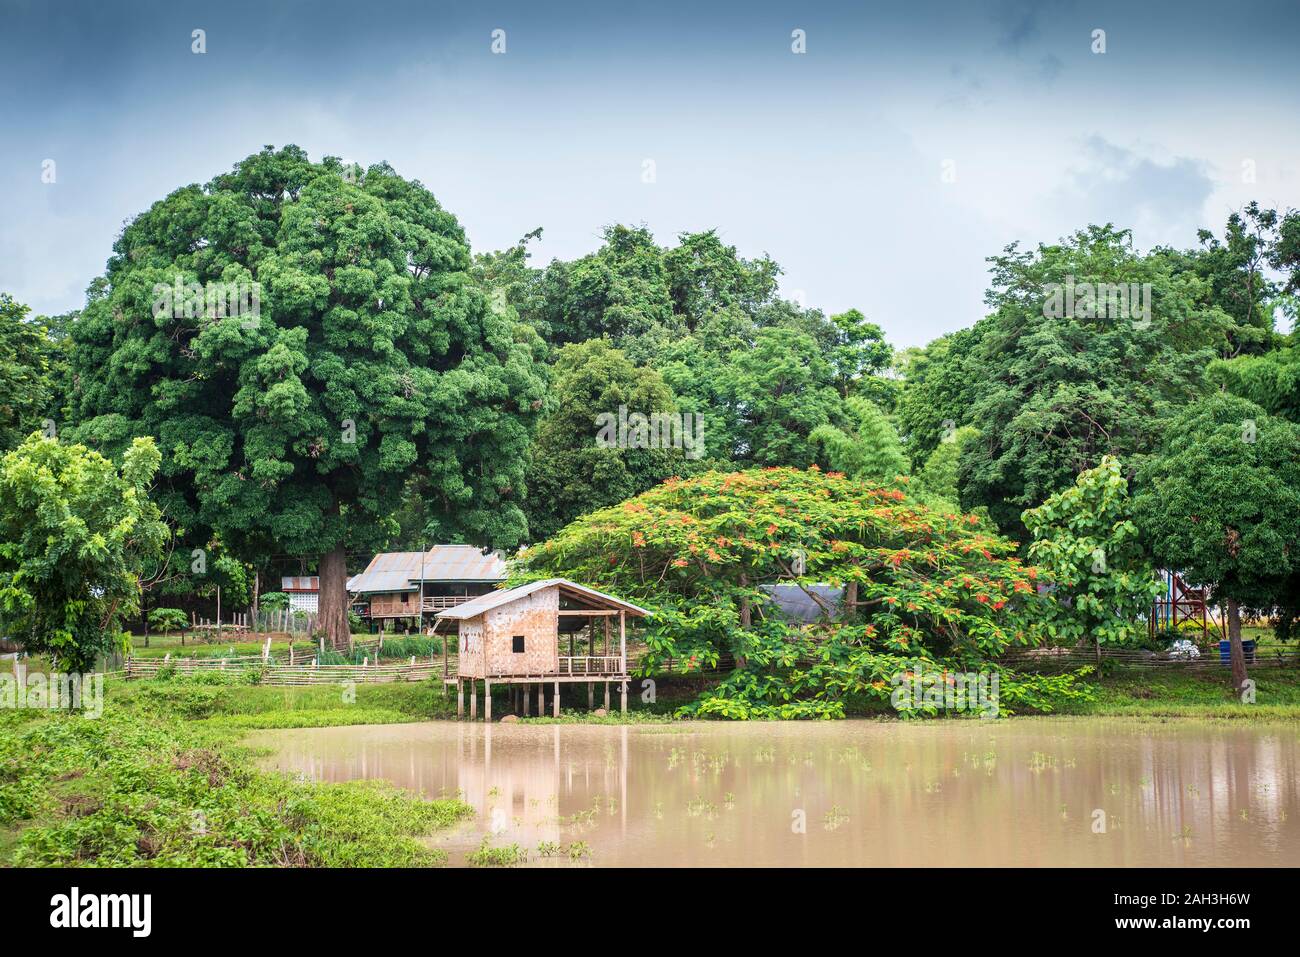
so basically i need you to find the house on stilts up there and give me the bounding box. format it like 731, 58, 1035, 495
436, 578, 650, 721
347, 545, 507, 631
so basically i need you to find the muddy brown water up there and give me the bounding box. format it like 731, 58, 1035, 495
252, 719, 1300, 866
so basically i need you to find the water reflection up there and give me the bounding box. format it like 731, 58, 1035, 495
255, 719, 1300, 867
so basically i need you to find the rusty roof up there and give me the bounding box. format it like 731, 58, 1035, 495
435, 578, 651, 620
347, 545, 507, 594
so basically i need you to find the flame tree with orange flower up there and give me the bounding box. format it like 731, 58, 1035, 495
519, 466, 1088, 718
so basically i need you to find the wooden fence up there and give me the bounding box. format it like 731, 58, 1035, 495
999, 646, 1300, 671
124, 654, 447, 685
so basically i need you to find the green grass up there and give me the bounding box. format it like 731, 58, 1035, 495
108, 671, 457, 727
1055, 662, 1300, 719
0, 697, 471, 867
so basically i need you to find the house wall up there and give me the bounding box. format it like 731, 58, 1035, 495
457, 586, 559, 678
287, 592, 318, 613
458, 618, 485, 677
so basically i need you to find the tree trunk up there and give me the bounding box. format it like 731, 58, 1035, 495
736, 574, 751, 669
1226, 598, 1248, 694
319, 547, 352, 651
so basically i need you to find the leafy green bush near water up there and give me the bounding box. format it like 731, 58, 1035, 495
0, 701, 470, 867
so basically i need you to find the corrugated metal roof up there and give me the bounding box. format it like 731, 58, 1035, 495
435, 578, 651, 620
347, 545, 507, 595
760, 584, 844, 623
281, 576, 319, 592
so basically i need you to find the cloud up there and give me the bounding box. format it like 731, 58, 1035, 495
992, 0, 1072, 52
1052, 136, 1215, 247
1037, 54, 1064, 83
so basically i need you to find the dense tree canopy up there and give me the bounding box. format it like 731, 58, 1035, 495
931, 226, 1230, 537
1133, 394, 1300, 688
524, 339, 692, 541
1023, 456, 1160, 649
65, 146, 545, 645
520, 467, 1051, 717
0, 295, 62, 451
0, 434, 167, 670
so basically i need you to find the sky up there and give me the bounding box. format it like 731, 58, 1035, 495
2, 0, 1298, 347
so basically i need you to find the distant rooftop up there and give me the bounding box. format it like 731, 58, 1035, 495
435, 578, 651, 620
347, 545, 507, 594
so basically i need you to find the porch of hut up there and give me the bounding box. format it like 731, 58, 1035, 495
435, 578, 650, 722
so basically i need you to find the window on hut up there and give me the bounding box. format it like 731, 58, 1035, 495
512, 635, 525, 653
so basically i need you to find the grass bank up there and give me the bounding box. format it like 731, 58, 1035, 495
0, 676, 469, 867
1053, 662, 1300, 719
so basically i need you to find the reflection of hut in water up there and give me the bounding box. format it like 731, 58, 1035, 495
455, 725, 630, 848
437, 579, 650, 721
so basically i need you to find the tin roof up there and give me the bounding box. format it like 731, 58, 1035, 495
760, 584, 844, 623
347, 545, 507, 594
281, 576, 319, 592
435, 578, 651, 620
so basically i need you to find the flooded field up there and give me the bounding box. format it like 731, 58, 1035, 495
253, 719, 1300, 866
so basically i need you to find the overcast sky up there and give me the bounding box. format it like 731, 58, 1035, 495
2, 0, 1298, 346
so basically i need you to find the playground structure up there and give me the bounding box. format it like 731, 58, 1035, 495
1149, 570, 1209, 643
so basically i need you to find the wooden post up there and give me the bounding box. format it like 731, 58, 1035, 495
553, 680, 560, 718
523, 684, 530, 716
588, 682, 594, 709
470, 680, 477, 720
537, 682, 544, 715
457, 679, 464, 719
620, 679, 627, 714
604, 681, 610, 711
485, 678, 492, 723
619, 610, 626, 673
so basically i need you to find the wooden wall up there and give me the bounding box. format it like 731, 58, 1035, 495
457, 585, 559, 677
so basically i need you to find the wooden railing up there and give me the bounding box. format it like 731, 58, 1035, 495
557, 655, 625, 676
422, 596, 474, 611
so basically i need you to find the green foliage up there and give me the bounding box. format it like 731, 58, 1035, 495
259, 591, 290, 611
522, 467, 1049, 717
525, 339, 690, 540
811, 395, 908, 483
1023, 456, 1161, 647
147, 607, 189, 634
1210, 346, 1300, 422
895, 329, 980, 468
932, 226, 1230, 537
0, 295, 62, 451
0, 434, 167, 670
0, 704, 471, 866
1134, 394, 1300, 609
487, 224, 892, 470
65, 146, 546, 641
908, 425, 978, 511
467, 837, 528, 867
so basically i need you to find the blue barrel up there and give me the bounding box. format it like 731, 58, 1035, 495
1219, 640, 1257, 664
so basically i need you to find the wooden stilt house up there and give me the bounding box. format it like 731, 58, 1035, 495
437, 578, 650, 721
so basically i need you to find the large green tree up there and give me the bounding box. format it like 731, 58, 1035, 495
1133, 395, 1300, 692
524, 339, 690, 541
66, 147, 545, 647
954, 225, 1232, 537
521, 467, 1047, 718
0, 295, 62, 451
810, 395, 907, 483
0, 434, 167, 670
1023, 455, 1160, 651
